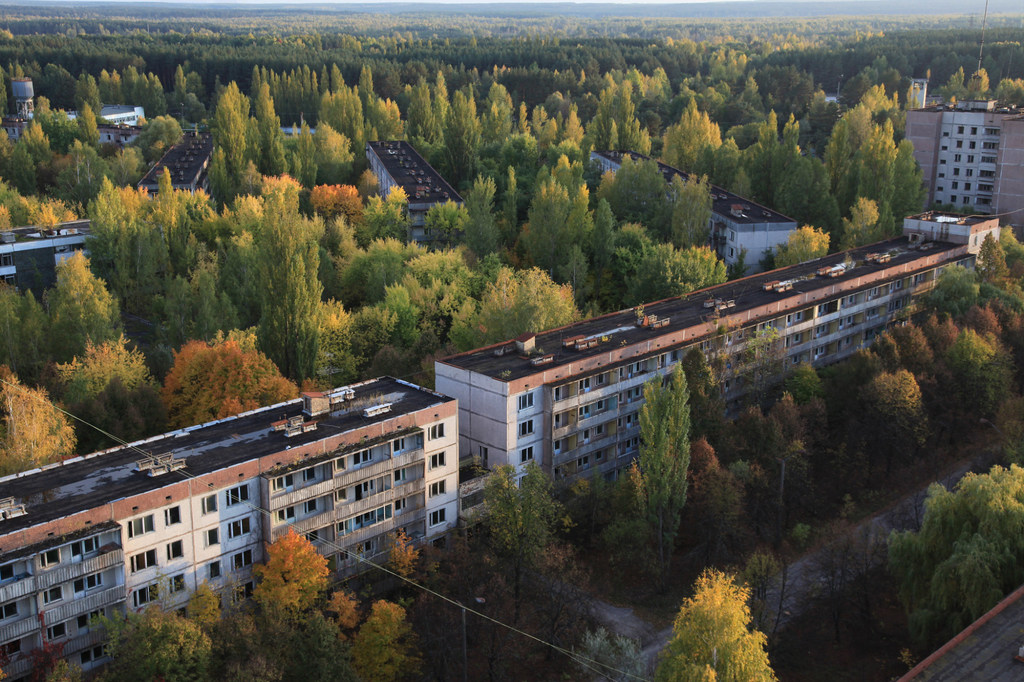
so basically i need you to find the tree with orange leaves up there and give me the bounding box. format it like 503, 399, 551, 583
386, 527, 420, 579
310, 184, 363, 225
161, 335, 298, 428
254, 528, 329, 618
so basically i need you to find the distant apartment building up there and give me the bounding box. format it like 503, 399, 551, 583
137, 131, 213, 194
365, 141, 463, 244
590, 150, 798, 273
0, 220, 89, 295
436, 213, 998, 482
0, 377, 457, 678
1, 118, 139, 147
906, 99, 1024, 228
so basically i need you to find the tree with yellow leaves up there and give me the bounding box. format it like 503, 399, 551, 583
0, 367, 76, 475
657, 569, 776, 682
57, 335, 152, 405
351, 600, 420, 682
774, 225, 830, 268
253, 528, 329, 618
386, 527, 420, 579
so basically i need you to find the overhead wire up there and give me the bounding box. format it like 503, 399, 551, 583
0, 375, 653, 682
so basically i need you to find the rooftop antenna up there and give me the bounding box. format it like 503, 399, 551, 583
976, 0, 990, 77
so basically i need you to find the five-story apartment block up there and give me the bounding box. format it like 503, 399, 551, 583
0, 377, 456, 678
436, 214, 999, 482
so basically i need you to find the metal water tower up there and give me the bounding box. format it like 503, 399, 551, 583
11, 78, 33, 119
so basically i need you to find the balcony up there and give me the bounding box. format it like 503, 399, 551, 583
269, 478, 337, 510
37, 548, 124, 590
0, 574, 36, 604
44, 584, 126, 626
0, 613, 40, 643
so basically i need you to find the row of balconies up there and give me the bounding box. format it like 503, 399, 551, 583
0, 548, 124, 606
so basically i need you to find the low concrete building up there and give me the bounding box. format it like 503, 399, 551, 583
137, 131, 213, 194
366, 140, 463, 244
0, 220, 89, 295
590, 150, 798, 273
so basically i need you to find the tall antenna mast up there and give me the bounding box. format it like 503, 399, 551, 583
977, 0, 990, 75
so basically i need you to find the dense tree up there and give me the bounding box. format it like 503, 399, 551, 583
254, 528, 330, 618
0, 368, 76, 474
44, 252, 121, 362
102, 609, 212, 682
630, 364, 692, 584
890, 465, 1024, 646
485, 462, 563, 621
662, 100, 721, 172
352, 601, 421, 682
657, 568, 776, 682
56, 335, 151, 406
256, 177, 323, 381
774, 225, 830, 267
161, 336, 298, 428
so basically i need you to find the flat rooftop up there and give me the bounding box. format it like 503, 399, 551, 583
903, 583, 1024, 681
0, 377, 453, 539
367, 140, 462, 205
907, 211, 996, 227
440, 237, 963, 381
138, 131, 213, 190
593, 150, 796, 226
0, 220, 90, 246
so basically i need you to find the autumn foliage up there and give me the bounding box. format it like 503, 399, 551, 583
253, 528, 329, 618
161, 338, 298, 428
310, 184, 363, 224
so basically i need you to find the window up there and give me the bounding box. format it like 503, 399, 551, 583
303, 499, 318, 515
43, 586, 63, 605
302, 467, 317, 483
967, 155, 974, 163
0, 601, 17, 620
232, 549, 253, 570
163, 506, 182, 526
70, 537, 98, 559
429, 452, 446, 470
81, 645, 105, 664
353, 449, 372, 466
355, 480, 375, 500
272, 474, 294, 492
128, 514, 155, 538
227, 485, 249, 506
205, 528, 219, 547
394, 467, 408, 484
518, 392, 534, 411
201, 495, 217, 515
166, 540, 184, 561
952, 181, 959, 189
971, 126, 977, 134
519, 419, 534, 437
394, 497, 407, 514
0, 564, 12, 582
228, 517, 251, 538
337, 519, 354, 536
969, 141, 976, 149
429, 423, 445, 440
429, 480, 447, 498
133, 583, 158, 607
208, 561, 221, 579
984, 141, 998, 150
169, 574, 186, 594
275, 506, 296, 524
334, 455, 347, 472
355, 539, 375, 556
232, 581, 254, 604
336, 488, 348, 503
954, 153, 962, 162
578, 377, 591, 393
520, 446, 534, 463
430, 509, 447, 526
77, 609, 102, 632
40, 548, 61, 568
965, 182, 972, 190
46, 622, 67, 640
966, 168, 974, 177
955, 140, 963, 148
393, 437, 408, 454
958, 125, 964, 133
479, 445, 488, 464
578, 405, 591, 420
73, 573, 102, 594
130, 549, 157, 573
553, 385, 565, 401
